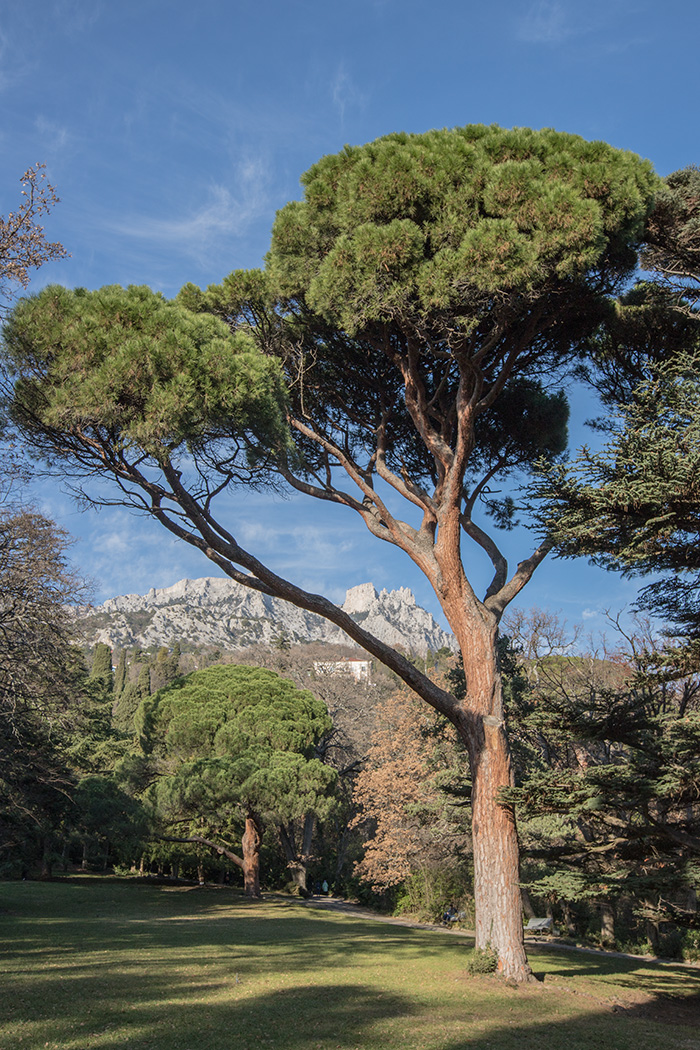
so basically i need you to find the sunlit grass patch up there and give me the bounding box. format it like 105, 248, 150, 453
1, 877, 698, 1050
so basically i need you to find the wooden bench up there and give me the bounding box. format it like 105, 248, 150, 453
524, 916, 553, 937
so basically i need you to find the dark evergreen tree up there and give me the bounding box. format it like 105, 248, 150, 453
505, 644, 700, 946
532, 167, 700, 643
0, 507, 86, 875
71, 775, 148, 872
113, 649, 127, 697
536, 352, 700, 641
89, 642, 113, 693
112, 661, 151, 734
150, 645, 181, 692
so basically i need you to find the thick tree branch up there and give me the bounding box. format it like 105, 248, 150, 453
157, 834, 245, 869
485, 538, 554, 616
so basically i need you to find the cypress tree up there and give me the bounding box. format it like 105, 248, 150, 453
89, 643, 113, 693
113, 650, 127, 697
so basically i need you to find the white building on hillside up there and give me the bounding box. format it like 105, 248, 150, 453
313, 657, 372, 683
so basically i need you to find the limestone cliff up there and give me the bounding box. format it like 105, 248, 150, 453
78, 577, 454, 656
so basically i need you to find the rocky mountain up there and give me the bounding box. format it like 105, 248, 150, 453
78, 578, 455, 657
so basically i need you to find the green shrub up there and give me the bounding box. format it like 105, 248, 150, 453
393, 863, 473, 925
466, 946, 498, 976
682, 929, 700, 963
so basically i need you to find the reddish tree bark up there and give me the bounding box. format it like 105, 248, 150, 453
449, 607, 531, 979
241, 815, 262, 898
159, 814, 263, 898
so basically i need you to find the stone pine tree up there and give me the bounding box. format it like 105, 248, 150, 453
0, 125, 659, 978
641, 165, 700, 316
140, 664, 336, 896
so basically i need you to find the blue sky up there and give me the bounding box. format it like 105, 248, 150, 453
2, 0, 697, 632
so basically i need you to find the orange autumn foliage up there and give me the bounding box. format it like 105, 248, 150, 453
352, 689, 469, 891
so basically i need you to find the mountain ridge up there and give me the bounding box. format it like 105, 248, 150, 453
78, 577, 455, 657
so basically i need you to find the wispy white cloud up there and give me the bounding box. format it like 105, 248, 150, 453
582, 607, 600, 620
517, 1, 571, 44
0, 29, 11, 93
331, 62, 368, 125
516, 0, 645, 49
52, 0, 104, 33
0, 25, 36, 94
237, 519, 357, 571
34, 115, 70, 152
103, 155, 271, 268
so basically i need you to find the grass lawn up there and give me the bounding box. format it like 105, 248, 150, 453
1, 877, 699, 1050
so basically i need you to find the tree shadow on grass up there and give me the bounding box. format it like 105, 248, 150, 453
529, 946, 700, 998
4, 973, 700, 1050
3, 892, 459, 976
2, 974, 418, 1050
3, 881, 700, 1049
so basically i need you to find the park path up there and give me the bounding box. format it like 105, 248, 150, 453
300, 895, 474, 936
299, 896, 697, 968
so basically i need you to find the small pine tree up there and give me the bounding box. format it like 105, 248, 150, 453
112, 661, 151, 734
150, 647, 170, 692
150, 645, 182, 691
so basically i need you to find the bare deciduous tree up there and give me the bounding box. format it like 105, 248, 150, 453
0, 164, 67, 310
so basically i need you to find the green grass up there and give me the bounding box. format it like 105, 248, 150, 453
1, 877, 699, 1050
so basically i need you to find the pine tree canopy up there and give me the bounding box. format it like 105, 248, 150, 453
3, 282, 290, 466
530, 165, 700, 637
269, 125, 656, 327
142, 664, 336, 830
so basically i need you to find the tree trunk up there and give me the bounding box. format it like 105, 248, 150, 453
561, 901, 576, 935
241, 814, 262, 898
279, 814, 315, 895
287, 861, 308, 893
520, 887, 536, 921
40, 837, 53, 879
600, 900, 615, 946
643, 898, 660, 954
453, 613, 532, 982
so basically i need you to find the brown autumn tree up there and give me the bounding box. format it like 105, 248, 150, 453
0, 126, 659, 978
352, 689, 469, 893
